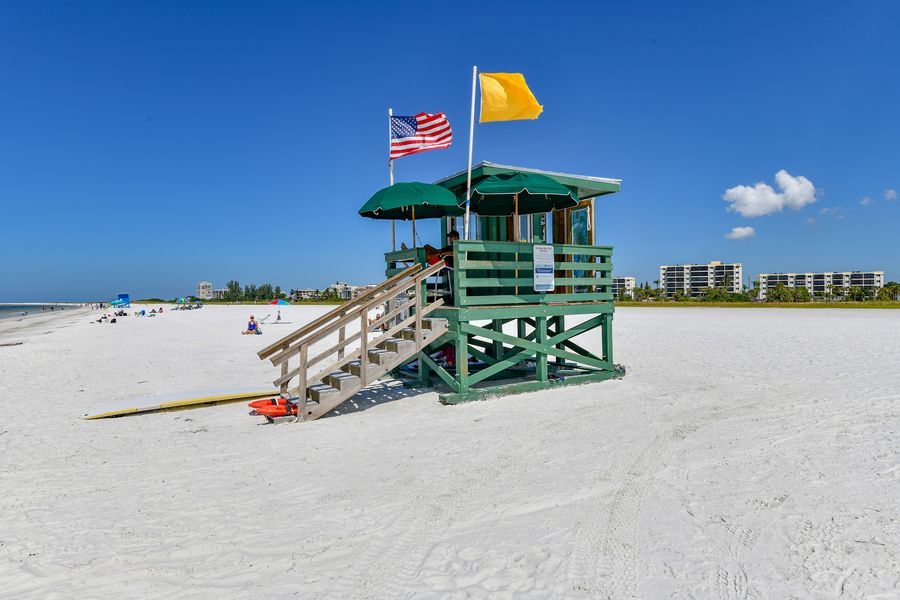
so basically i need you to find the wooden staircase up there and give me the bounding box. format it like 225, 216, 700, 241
257, 262, 448, 421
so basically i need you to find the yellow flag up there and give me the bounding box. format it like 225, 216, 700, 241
479, 72, 543, 123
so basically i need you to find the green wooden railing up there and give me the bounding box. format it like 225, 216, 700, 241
385, 247, 427, 277
386, 240, 613, 307
453, 240, 612, 306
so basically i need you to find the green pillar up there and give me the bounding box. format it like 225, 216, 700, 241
455, 327, 469, 393
492, 319, 504, 360
602, 313, 614, 365
418, 352, 430, 387
536, 316, 548, 382
553, 315, 565, 365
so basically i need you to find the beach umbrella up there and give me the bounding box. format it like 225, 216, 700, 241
359, 182, 464, 247
269, 299, 290, 305
471, 172, 579, 241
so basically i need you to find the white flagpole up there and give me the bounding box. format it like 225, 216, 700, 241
388, 107, 395, 251
464, 65, 477, 240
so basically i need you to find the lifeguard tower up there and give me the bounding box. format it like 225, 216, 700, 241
257, 161, 622, 420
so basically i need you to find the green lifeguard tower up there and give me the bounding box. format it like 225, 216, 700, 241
258, 161, 622, 420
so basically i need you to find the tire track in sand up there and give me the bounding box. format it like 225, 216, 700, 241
333, 397, 613, 599
569, 403, 730, 598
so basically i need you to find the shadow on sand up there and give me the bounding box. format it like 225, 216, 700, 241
321, 379, 430, 418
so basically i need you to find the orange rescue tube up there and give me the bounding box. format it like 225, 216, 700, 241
248, 397, 288, 410
255, 403, 298, 418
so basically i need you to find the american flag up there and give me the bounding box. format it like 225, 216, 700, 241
390, 112, 452, 160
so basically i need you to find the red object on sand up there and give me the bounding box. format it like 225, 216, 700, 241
248, 397, 287, 410
255, 403, 298, 418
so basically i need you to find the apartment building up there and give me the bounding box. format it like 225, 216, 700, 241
659, 261, 743, 297
290, 288, 319, 302
612, 277, 636, 300
326, 282, 357, 301
758, 271, 884, 300
196, 281, 213, 300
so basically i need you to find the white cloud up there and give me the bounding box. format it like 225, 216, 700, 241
723, 170, 817, 217
886, 189, 897, 202
860, 196, 873, 207
805, 217, 816, 224
724, 226, 756, 240
820, 206, 846, 221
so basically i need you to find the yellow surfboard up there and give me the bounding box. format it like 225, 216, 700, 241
82, 388, 278, 419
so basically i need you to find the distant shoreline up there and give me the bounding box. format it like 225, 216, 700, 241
615, 301, 900, 309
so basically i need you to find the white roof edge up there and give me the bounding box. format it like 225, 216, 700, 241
435, 160, 622, 186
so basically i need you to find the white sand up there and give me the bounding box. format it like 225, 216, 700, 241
1, 304, 898, 598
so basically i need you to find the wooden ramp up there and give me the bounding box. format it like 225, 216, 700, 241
258, 262, 448, 421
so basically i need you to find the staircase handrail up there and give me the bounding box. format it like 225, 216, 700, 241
257, 262, 422, 361
267, 261, 444, 367
266, 260, 447, 405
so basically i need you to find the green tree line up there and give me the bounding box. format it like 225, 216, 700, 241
620, 281, 900, 303
223, 280, 285, 302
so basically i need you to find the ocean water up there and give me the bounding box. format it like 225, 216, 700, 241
0, 304, 75, 320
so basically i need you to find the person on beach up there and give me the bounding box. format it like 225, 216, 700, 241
277, 310, 281, 322
243, 315, 261, 335
423, 229, 459, 267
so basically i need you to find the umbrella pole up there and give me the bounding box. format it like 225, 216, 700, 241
412, 205, 416, 248
514, 193, 519, 295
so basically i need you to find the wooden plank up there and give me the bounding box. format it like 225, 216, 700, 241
461, 292, 612, 306
467, 345, 533, 386
465, 343, 497, 366
439, 368, 624, 405
337, 326, 346, 360
455, 328, 469, 393
602, 312, 614, 365
554, 262, 612, 271
359, 312, 368, 387
460, 317, 610, 369
553, 244, 613, 256
258, 262, 421, 359
370, 311, 418, 349
297, 345, 308, 420
459, 276, 613, 288
270, 267, 440, 366
536, 316, 548, 382
415, 287, 423, 351
370, 294, 414, 331
458, 260, 611, 272
455, 302, 613, 320
459, 259, 532, 270
559, 338, 603, 363
279, 350, 289, 396
419, 352, 459, 391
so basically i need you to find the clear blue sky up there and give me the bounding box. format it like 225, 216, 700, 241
2, 1, 899, 301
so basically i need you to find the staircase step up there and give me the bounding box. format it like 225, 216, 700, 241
400, 327, 417, 340
368, 349, 397, 365
325, 371, 361, 392
382, 337, 415, 353
308, 383, 340, 405
346, 359, 381, 377
421, 317, 448, 331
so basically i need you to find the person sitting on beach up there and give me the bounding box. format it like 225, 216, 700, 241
242, 315, 261, 335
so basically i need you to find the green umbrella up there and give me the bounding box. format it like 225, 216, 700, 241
471, 172, 578, 216
471, 172, 578, 243
359, 182, 464, 247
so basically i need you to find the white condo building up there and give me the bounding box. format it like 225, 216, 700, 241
659, 261, 743, 297
758, 271, 884, 300
613, 277, 636, 299
326, 282, 358, 301
196, 281, 213, 300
